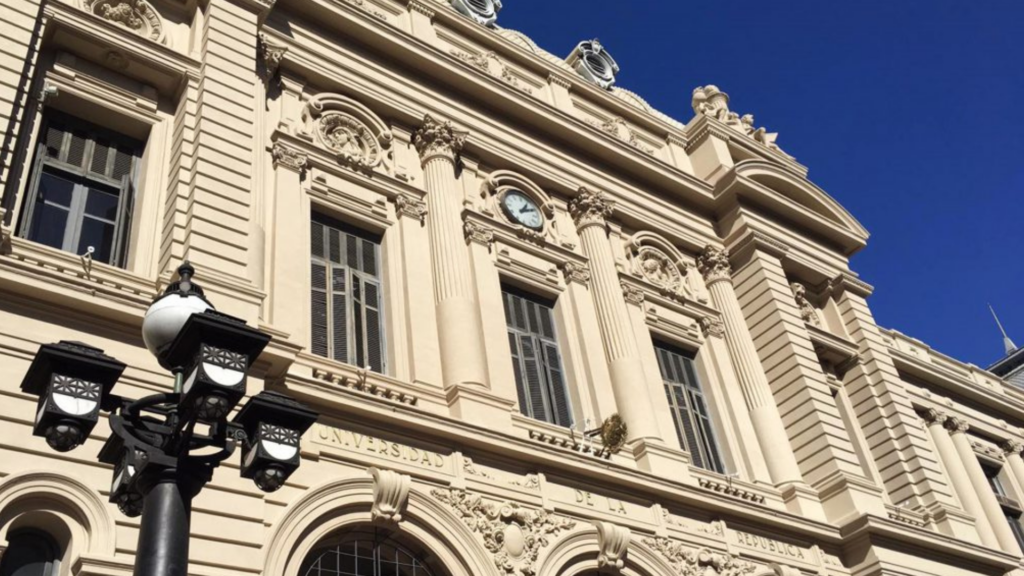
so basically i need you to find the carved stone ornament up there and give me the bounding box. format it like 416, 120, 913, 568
464, 220, 496, 247
450, 0, 502, 27
369, 467, 411, 523
432, 488, 575, 576
395, 193, 427, 223
691, 85, 790, 158
413, 114, 468, 163
596, 521, 630, 572
1003, 440, 1024, 457
568, 187, 614, 230
450, 49, 532, 94
790, 282, 822, 327
699, 317, 725, 339
621, 282, 645, 306
585, 116, 653, 154
567, 40, 620, 90
635, 246, 682, 290
697, 245, 732, 285
83, 0, 165, 44
561, 261, 591, 285
944, 416, 970, 435
921, 408, 947, 426
258, 33, 287, 80
644, 537, 756, 576
302, 93, 393, 173
271, 142, 307, 172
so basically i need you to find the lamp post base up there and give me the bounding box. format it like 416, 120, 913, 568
133, 468, 207, 576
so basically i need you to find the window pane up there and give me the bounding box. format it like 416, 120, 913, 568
37, 171, 74, 207
655, 343, 725, 473
84, 187, 120, 221
77, 218, 116, 264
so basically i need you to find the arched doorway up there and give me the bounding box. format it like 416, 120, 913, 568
299, 528, 448, 576
0, 530, 61, 576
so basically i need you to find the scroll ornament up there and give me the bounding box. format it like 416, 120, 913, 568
431, 488, 575, 576
369, 467, 411, 523
596, 521, 631, 571
644, 537, 756, 576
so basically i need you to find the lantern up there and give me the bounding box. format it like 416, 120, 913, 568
234, 391, 318, 492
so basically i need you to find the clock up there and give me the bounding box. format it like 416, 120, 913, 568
500, 190, 544, 231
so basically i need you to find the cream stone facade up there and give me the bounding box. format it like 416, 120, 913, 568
0, 1, 1020, 576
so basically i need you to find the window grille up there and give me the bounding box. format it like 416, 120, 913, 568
502, 287, 572, 427
311, 215, 385, 373
655, 343, 725, 473
20, 112, 140, 266
302, 534, 437, 576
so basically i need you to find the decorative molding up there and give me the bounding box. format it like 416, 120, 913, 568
790, 283, 822, 327
83, 0, 165, 44
431, 488, 575, 576
271, 142, 307, 172
568, 187, 614, 230
691, 85, 791, 158
944, 416, 970, 435
340, 0, 386, 20
621, 282, 645, 306
413, 114, 467, 164
697, 245, 732, 285
971, 441, 1004, 462
302, 93, 393, 173
395, 193, 427, 223
561, 261, 591, 285
103, 50, 130, 71
449, 49, 532, 94
369, 467, 411, 523
660, 509, 725, 536
584, 117, 653, 154
1002, 440, 1024, 456
699, 316, 725, 339
312, 368, 418, 406
463, 457, 540, 491
257, 33, 287, 80
464, 220, 496, 247
920, 408, 947, 426
643, 537, 757, 576
683, 123, 733, 153
408, 0, 435, 18
830, 272, 874, 299
697, 478, 766, 504
527, 430, 609, 459
595, 521, 630, 572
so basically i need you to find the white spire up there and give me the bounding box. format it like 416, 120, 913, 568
990, 304, 1018, 355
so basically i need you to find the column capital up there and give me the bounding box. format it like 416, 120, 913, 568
395, 193, 427, 223
561, 261, 591, 285
463, 220, 495, 247
697, 245, 732, 284
1002, 440, 1024, 456
569, 187, 614, 230
699, 316, 725, 339
413, 114, 467, 164
944, 416, 970, 435
272, 142, 307, 172
920, 408, 948, 426
621, 282, 645, 306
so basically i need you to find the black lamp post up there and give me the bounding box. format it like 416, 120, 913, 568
20, 262, 318, 576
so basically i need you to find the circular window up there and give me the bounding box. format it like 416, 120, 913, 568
301, 532, 442, 576
584, 54, 607, 77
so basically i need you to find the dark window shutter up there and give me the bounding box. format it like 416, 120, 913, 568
656, 343, 725, 473
508, 332, 529, 411
543, 342, 571, 426
310, 262, 329, 358
519, 334, 549, 421
331, 267, 348, 363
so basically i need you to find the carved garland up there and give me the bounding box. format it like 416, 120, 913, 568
643, 537, 757, 576
84, 0, 165, 44
432, 488, 575, 576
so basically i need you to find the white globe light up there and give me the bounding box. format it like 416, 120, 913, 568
142, 293, 212, 358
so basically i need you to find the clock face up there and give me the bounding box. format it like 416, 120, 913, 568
501, 190, 544, 230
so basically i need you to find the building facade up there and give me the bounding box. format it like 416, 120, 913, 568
0, 1, 1022, 576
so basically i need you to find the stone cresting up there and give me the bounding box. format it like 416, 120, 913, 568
431, 488, 575, 576
691, 85, 791, 158
643, 537, 757, 576
369, 467, 411, 523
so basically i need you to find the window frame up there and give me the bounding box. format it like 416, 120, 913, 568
310, 212, 388, 374
654, 340, 726, 474
19, 112, 140, 267
501, 285, 573, 428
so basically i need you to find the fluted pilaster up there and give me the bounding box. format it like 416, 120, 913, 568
697, 245, 802, 485
413, 115, 488, 389
570, 188, 658, 440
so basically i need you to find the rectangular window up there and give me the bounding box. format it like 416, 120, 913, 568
655, 342, 725, 473
502, 287, 572, 427
983, 464, 1024, 551
20, 112, 140, 266
310, 215, 386, 373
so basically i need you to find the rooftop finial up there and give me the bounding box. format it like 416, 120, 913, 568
990, 304, 1017, 355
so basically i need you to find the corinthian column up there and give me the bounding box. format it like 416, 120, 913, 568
922, 410, 998, 546
569, 188, 659, 441
413, 115, 489, 390
946, 417, 1022, 554
697, 245, 803, 485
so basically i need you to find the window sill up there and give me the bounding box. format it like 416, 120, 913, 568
295, 352, 449, 414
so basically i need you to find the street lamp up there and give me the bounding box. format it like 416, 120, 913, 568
20, 262, 319, 576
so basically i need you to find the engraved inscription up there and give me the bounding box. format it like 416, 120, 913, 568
732, 530, 806, 560
575, 489, 628, 515
314, 423, 447, 469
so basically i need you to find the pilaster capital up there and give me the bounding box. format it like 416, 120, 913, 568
271, 142, 307, 172
621, 282, 645, 306
463, 220, 495, 247
1002, 440, 1024, 456
257, 33, 287, 80
920, 408, 948, 426
697, 245, 732, 284
569, 187, 614, 230
944, 416, 970, 435
699, 316, 725, 339
395, 193, 427, 223
413, 114, 467, 164
561, 261, 591, 285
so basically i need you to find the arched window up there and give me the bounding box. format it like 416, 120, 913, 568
300, 530, 442, 576
0, 530, 60, 576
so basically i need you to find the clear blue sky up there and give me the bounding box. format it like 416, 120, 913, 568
498, 1, 1024, 368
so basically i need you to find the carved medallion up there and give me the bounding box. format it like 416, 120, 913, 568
635, 246, 682, 291
84, 0, 165, 44
316, 112, 382, 169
